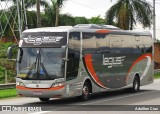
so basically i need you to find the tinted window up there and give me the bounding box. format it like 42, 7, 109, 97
69, 32, 80, 50
121, 35, 133, 47
83, 33, 96, 49
142, 36, 153, 53
109, 35, 121, 48
66, 32, 80, 81
95, 33, 110, 48
18, 48, 65, 80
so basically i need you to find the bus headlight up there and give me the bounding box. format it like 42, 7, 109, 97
16, 82, 25, 86
52, 82, 64, 87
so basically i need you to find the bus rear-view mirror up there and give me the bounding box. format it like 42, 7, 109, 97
7, 44, 18, 60
18, 48, 23, 63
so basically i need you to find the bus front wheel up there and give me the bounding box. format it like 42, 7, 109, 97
80, 82, 90, 101
39, 98, 50, 102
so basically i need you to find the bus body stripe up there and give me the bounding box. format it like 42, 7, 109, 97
125, 53, 152, 81
84, 54, 106, 88
96, 30, 111, 33
16, 85, 65, 91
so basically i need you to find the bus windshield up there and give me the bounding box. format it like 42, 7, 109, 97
17, 48, 65, 80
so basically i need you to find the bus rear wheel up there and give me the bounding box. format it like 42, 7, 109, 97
132, 76, 140, 92
39, 98, 50, 101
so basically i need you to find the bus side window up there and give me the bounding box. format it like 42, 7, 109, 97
109, 35, 121, 48
83, 32, 96, 49
133, 36, 143, 54
142, 36, 153, 53
121, 35, 134, 54
109, 35, 122, 53
66, 32, 80, 81
95, 33, 109, 48
68, 53, 75, 58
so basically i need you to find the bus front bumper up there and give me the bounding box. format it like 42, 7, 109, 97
16, 85, 66, 98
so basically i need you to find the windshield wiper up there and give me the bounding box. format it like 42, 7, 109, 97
36, 49, 50, 79
39, 63, 49, 79
26, 62, 36, 78
26, 48, 39, 78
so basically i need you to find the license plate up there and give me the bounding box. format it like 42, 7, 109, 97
33, 91, 42, 95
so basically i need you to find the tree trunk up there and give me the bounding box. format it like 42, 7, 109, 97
36, 0, 41, 28
55, 4, 59, 27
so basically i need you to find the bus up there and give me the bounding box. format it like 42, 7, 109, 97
7, 24, 154, 101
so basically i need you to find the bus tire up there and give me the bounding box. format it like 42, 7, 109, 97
39, 98, 50, 101
80, 82, 90, 101
132, 76, 140, 92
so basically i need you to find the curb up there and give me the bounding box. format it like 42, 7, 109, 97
0, 83, 16, 90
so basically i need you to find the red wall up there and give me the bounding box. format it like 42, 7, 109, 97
154, 43, 160, 69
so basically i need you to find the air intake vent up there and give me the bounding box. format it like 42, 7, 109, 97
74, 24, 120, 30
102, 25, 120, 30
74, 24, 103, 29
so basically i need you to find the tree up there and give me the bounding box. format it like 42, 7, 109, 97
89, 15, 105, 24
54, 0, 67, 26
74, 17, 89, 24
105, 0, 152, 30
43, 0, 56, 27
0, 8, 37, 38
0, 6, 20, 38
59, 14, 75, 26
1, 0, 49, 28
0, 0, 44, 39
25, 0, 49, 28
26, 11, 37, 28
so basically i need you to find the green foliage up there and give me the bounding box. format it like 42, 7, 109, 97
154, 73, 160, 79
0, 42, 16, 83
0, 10, 7, 36
1, 0, 116, 38
89, 15, 105, 24
59, 14, 75, 26
0, 88, 17, 99
25, 0, 49, 8
106, 0, 152, 30
43, 1, 56, 27
0, 66, 5, 82
26, 11, 37, 29
54, 0, 67, 26
0, 42, 13, 58
75, 17, 89, 24
0, 9, 19, 37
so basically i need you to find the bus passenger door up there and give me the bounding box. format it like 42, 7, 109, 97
65, 32, 81, 96
66, 48, 80, 81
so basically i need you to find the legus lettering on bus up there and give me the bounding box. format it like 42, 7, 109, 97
102, 55, 126, 68
23, 36, 63, 45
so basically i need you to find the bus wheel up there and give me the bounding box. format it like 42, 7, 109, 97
80, 82, 90, 101
132, 76, 140, 92
39, 98, 50, 101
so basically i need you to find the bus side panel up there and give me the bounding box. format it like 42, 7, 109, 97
139, 36, 154, 85
83, 53, 149, 89
82, 33, 153, 90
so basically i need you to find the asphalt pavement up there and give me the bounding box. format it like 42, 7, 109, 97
1, 79, 160, 114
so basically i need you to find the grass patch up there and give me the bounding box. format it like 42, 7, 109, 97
154, 73, 160, 79
0, 88, 17, 99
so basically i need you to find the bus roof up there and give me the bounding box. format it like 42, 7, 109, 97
23, 26, 73, 33
22, 24, 152, 36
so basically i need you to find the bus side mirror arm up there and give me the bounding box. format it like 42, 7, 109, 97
18, 48, 23, 63
7, 44, 18, 59
62, 58, 69, 61
61, 45, 69, 61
